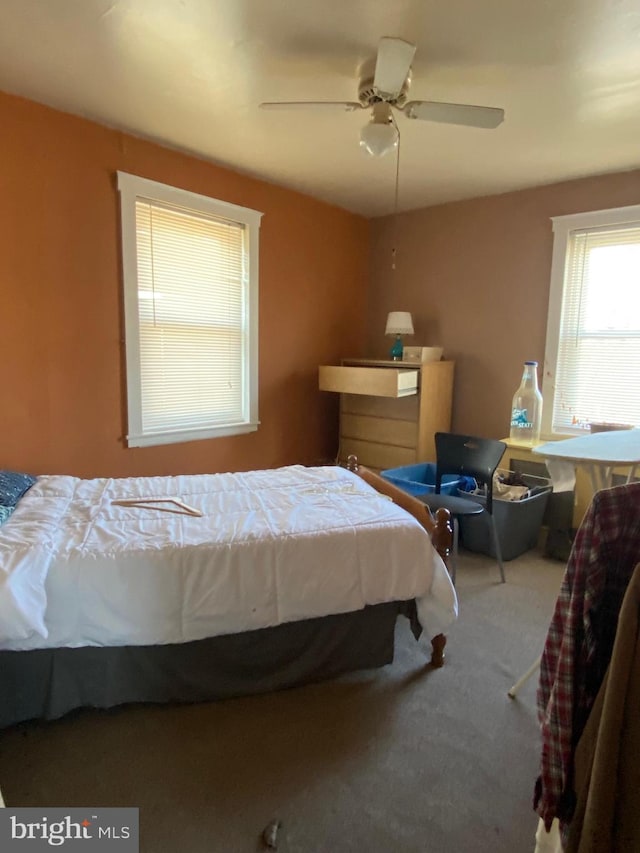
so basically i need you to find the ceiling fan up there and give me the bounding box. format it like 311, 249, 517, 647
260, 37, 505, 156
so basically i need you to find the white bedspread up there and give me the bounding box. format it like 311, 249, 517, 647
0, 465, 457, 650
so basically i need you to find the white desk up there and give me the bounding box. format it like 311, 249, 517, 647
533, 429, 640, 493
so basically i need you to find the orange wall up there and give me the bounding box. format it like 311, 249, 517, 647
1, 92, 369, 478
368, 169, 640, 440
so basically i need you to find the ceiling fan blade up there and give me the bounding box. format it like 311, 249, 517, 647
260, 101, 363, 112
373, 37, 416, 98
404, 100, 505, 128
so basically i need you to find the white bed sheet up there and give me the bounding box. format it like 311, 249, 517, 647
0, 465, 457, 650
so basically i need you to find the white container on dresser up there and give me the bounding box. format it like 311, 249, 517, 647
318, 358, 455, 472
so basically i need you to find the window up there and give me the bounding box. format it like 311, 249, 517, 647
117, 173, 262, 448
542, 204, 640, 437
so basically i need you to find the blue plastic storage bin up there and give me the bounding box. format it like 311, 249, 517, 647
380, 463, 463, 498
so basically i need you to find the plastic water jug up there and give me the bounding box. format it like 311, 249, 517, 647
510, 361, 543, 445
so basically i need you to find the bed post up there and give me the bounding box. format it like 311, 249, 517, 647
344, 456, 453, 668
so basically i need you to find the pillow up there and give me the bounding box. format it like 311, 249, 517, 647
0, 504, 15, 526
0, 470, 37, 507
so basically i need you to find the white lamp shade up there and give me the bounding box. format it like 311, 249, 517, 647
359, 121, 399, 157
385, 311, 414, 336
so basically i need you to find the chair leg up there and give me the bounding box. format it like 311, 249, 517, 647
489, 513, 506, 583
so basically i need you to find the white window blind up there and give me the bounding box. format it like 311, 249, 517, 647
118, 173, 262, 448
543, 206, 640, 436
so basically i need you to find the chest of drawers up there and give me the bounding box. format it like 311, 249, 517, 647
319, 358, 455, 471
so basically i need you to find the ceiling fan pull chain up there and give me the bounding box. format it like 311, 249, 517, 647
391, 118, 401, 271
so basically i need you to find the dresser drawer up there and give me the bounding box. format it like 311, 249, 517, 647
339, 438, 416, 471
341, 413, 418, 449
319, 365, 418, 398
341, 392, 419, 421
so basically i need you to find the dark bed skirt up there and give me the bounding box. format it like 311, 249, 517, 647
0, 601, 419, 728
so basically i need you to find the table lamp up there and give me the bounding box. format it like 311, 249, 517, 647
385, 311, 414, 360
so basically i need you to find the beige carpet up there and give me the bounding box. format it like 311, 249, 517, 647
0, 549, 564, 853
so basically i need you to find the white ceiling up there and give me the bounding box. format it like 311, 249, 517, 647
1, 0, 640, 217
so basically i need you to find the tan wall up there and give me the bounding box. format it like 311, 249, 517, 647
0, 92, 369, 478
368, 169, 640, 441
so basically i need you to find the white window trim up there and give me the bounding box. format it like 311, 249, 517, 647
542, 202, 640, 439
117, 172, 263, 448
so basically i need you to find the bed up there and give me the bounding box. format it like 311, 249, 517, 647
0, 459, 456, 728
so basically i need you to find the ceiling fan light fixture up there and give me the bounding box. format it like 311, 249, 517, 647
359, 116, 398, 157
260, 36, 505, 160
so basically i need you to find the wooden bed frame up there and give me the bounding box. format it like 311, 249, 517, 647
0, 459, 453, 728
346, 455, 453, 667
